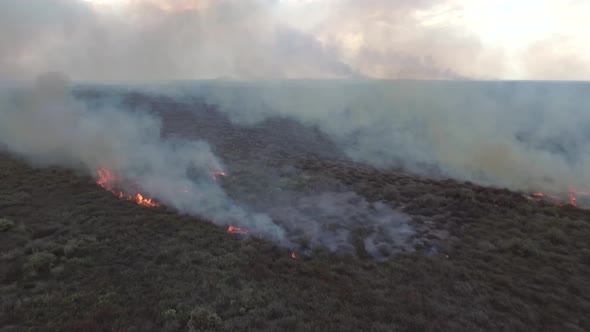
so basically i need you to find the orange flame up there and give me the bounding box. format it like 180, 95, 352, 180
134, 193, 159, 207
96, 168, 159, 207
227, 225, 249, 235
210, 170, 227, 181
528, 186, 590, 208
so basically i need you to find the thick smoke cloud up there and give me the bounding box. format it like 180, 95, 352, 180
0, 0, 356, 81
182, 80, 590, 194
0, 74, 416, 257
0, 73, 286, 240
307, 0, 506, 79
1, 1, 589, 257
2, 0, 586, 80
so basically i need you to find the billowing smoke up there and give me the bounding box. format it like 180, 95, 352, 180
170, 80, 590, 195
0, 73, 286, 240
2, 1, 589, 258
0, 0, 356, 81
0, 73, 416, 258
2, 0, 588, 81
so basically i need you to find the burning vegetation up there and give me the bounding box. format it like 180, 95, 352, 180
527, 186, 590, 208
96, 168, 159, 207
95, 166, 227, 209
227, 225, 249, 235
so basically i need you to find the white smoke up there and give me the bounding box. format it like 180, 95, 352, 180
173, 80, 590, 195
2, 0, 586, 81
267, 191, 414, 258
0, 72, 286, 240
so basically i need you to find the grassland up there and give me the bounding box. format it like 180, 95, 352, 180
1, 149, 590, 331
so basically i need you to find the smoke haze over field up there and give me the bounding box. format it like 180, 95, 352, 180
0, 74, 418, 257
0, 73, 286, 240
2, 74, 590, 255
165, 79, 590, 194
1, 1, 590, 255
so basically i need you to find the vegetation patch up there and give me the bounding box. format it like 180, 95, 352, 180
0, 218, 15, 232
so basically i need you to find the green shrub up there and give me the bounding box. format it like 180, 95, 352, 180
187, 307, 222, 332
0, 218, 15, 232
161, 308, 177, 321
25, 252, 56, 272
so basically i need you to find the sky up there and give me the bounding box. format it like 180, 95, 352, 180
1, 0, 589, 81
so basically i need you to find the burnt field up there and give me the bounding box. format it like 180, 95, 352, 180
2, 92, 590, 331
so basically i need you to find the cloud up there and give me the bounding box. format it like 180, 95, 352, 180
521, 36, 590, 81
0, 0, 587, 80
0, 0, 355, 81
308, 0, 507, 79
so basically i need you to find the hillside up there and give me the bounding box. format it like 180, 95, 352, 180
1, 147, 590, 331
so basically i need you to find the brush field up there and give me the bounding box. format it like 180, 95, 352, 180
1, 94, 590, 331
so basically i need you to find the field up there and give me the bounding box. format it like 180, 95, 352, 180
1, 93, 590, 331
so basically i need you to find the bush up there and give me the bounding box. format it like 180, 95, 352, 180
415, 193, 445, 207
161, 308, 177, 321
382, 184, 400, 201
25, 252, 57, 273
0, 218, 15, 232
444, 187, 475, 202
545, 228, 568, 245
499, 238, 539, 257
187, 307, 222, 332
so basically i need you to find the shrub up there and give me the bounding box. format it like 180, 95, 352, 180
161, 308, 177, 321
415, 193, 445, 207
499, 238, 539, 257
545, 228, 568, 245
444, 187, 475, 202
187, 307, 222, 332
382, 184, 400, 201
25, 252, 57, 273
0, 218, 15, 232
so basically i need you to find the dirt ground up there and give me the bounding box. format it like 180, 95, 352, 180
1, 92, 590, 331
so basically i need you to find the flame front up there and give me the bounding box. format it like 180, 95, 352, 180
227, 225, 249, 235
527, 186, 590, 208
96, 168, 159, 207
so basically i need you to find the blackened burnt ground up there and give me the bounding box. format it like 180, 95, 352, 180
1, 91, 590, 331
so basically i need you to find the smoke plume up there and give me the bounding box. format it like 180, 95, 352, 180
0, 73, 417, 257
2, 0, 587, 80
176, 80, 590, 195
0, 73, 286, 240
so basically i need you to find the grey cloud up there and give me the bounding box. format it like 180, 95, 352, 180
0, 0, 355, 81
